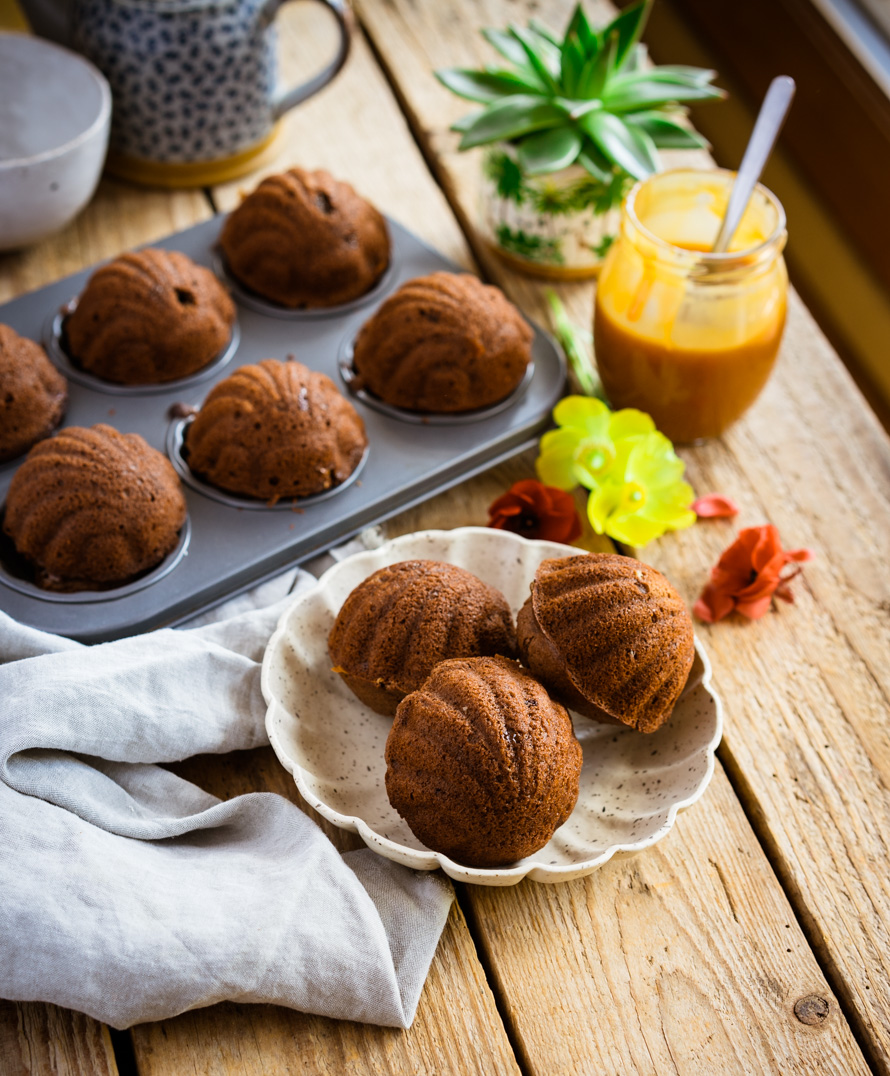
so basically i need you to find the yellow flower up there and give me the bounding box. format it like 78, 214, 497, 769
536, 396, 695, 546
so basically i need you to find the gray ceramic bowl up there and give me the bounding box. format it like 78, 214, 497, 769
0, 32, 110, 251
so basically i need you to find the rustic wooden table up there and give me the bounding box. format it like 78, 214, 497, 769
3, 2, 890, 1073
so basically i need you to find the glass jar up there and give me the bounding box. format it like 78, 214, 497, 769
593, 168, 788, 444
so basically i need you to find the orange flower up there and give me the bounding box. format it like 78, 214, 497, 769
692, 493, 740, 519
694, 524, 814, 623
488, 479, 582, 543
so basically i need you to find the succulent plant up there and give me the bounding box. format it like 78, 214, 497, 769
436, 1, 723, 182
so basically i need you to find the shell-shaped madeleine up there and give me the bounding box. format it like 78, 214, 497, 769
219, 168, 390, 308
183, 358, 367, 501
0, 324, 67, 462
328, 559, 517, 716
351, 271, 533, 413
3, 424, 187, 588
65, 248, 235, 385
385, 656, 582, 868
517, 554, 695, 733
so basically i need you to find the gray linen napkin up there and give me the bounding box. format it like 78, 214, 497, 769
0, 565, 453, 1029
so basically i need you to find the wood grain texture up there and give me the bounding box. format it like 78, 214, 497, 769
468, 765, 865, 1076
0, 1001, 117, 1076
354, 0, 890, 1069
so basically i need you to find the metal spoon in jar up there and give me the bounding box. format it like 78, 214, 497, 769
712, 75, 796, 254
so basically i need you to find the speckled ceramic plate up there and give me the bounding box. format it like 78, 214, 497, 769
262, 527, 723, 886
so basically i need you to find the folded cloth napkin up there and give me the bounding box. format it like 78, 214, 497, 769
0, 561, 453, 1030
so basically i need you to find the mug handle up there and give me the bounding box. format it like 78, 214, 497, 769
261, 0, 353, 120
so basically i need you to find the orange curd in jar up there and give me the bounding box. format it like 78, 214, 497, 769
593, 169, 788, 444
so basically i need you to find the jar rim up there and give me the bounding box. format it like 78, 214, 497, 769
624, 167, 787, 266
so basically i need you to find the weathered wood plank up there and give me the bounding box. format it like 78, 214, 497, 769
0, 1001, 117, 1076
469, 766, 864, 1075
355, 0, 890, 1070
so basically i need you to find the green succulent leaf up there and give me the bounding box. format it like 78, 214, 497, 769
528, 18, 562, 48
482, 27, 534, 68
624, 43, 647, 74
518, 127, 583, 174
458, 95, 568, 149
559, 35, 586, 98
577, 28, 618, 100
635, 64, 719, 86
625, 111, 709, 149
435, 67, 544, 103
577, 143, 613, 184
509, 23, 561, 89
603, 77, 724, 112
622, 122, 661, 172
602, 0, 652, 72
450, 109, 486, 134
578, 111, 656, 179
564, 3, 598, 58
441, 5, 724, 179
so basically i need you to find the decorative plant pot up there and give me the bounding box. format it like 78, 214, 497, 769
479, 146, 633, 280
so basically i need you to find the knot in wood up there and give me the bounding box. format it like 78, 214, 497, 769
793, 995, 831, 1025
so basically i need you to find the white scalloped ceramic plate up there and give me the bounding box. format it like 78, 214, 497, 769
262, 527, 723, 886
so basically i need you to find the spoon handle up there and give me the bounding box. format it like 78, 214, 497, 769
712, 75, 796, 253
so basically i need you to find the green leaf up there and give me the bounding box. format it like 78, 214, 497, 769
450, 109, 486, 134
623, 43, 647, 74
559, 35, 586, 97
602, 78, 724, 112
634, 65, 719, 86
484, 63, 548, 93
528, 18, 562, 48
577, 142, 613, 184
622, 122, 661, 172
569, 99, 603, 120
578, 111, 655, 179
518, 127, 583, 174
602, 0, 652, 71
435, 67, 542, 104
546, 290, 603, 398
624, 111, 709, 149
458, 95, 568, 149
482, 27, 532, 68
564, 3, 597, 58
577, 28, 617, 100
509, 24, 560, 89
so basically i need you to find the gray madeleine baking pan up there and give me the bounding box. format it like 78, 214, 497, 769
0, 214, 566, 642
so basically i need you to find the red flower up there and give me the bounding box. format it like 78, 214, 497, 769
693, 493, 740, 519
488, 479, 582, 543
694, 524, 815, 623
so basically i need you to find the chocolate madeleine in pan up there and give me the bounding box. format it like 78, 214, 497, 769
219, 168, 390, 308
517, 553, 695, 733
328, 559, 517, 716
3, 424, 187, 591
0, 324, 67, 462
183, 358, 367, 502
65, 248, 235, 385
351, 271, 532, 413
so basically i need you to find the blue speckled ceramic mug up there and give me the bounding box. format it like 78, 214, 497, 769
64, 0, 350, 182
